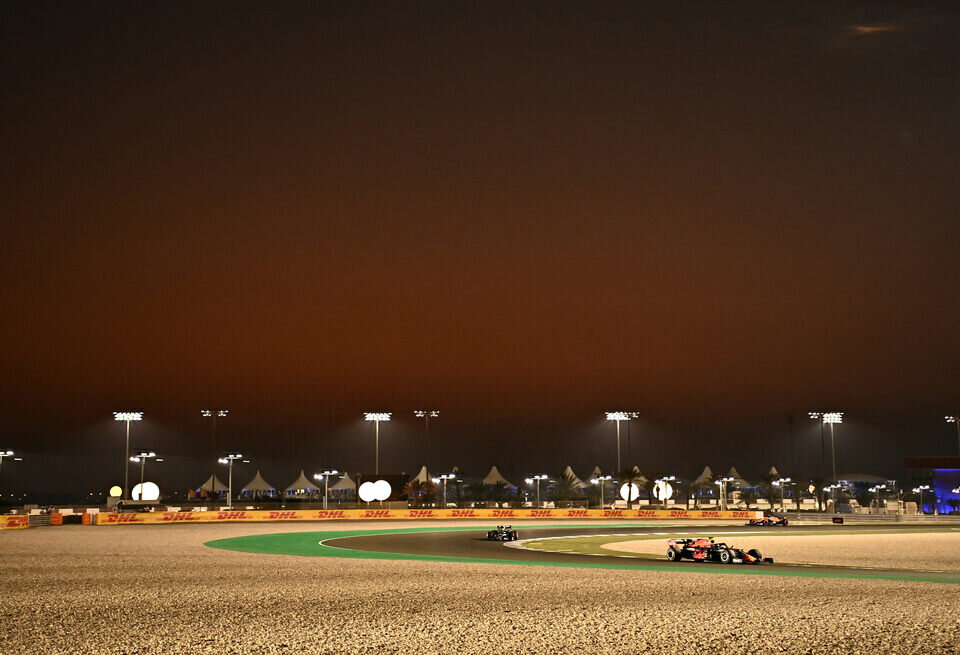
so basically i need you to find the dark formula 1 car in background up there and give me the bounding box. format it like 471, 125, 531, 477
666, 537, 773, 564
486, 525, 519, 541
748, 515, 789, 527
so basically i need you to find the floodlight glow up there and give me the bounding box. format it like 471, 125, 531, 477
946, 416, 958, 423
113, 412, 143, 421
364, 412, 391, 422
619, 483, 640, 502
109, 485, 122, 497
653, 480, 674, 501
2, 450, 12, 456
414, 410, 440, 418
358, 481, 377, 502
202, 409, 229, 417
132, 481, 160, 501
823, 412, 843, 424
372, 479, 392, 501
605, 412, 630, 421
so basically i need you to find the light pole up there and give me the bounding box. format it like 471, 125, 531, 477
715, 476, 734, 510
202, 410, 228, 496
808, 412, 826, 480
868, 483, 888, 512
433, 473, 455, 509
113, 412, 143, 501
605, 412, 631, 473
945, 416, 960, 455
313, 469, 339, 509
773, 477, 792, 511
823, 412, 843, 481
913, 485, 931, 514
414, 410, 439, 470
218, 452, 244, 509
129, 451, 156, 499
363, 412, 391, 474
590, 474, 613, 508
525, 474, 548, 509
824, 483, 842, 512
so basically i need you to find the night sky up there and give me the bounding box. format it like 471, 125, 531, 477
2, 2, 959, 497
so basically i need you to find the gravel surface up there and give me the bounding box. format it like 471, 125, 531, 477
602, 532, 960, 570
2, 522, 959, 654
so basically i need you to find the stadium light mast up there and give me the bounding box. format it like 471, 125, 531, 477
202, 410, 228, 499
218, 453, 244, 509
912, 485, 931, 515
364, 412, 391, 474
313, 469, 339, 510
868, 483, 887, 511
590, 474, 613, 509
808, 412, 826, 480
525, 474, 548, 509
823, 412, 843, 481
113, 412, 143, 501
605, 412, 632, 472
129, 451, 157, 500
414, 410, 439, 470
946, 416, 960, 455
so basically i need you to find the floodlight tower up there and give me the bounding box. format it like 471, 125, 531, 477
113, 412, 143, 500
313, 469, 339, 510
129, 451, 157, 500
605, 412, 631, 472
590, 474, 613, 508
945, 416, 960, 455
218, 452, 244, 509
364, 412, 392, 474
868, 483, 887, 511
808, 412, 826, 480
414, 410, 439, 470
822, 412, 843, 481
654, 475, 676, 508
202, 410, 228, 496
525, 474, 548, 509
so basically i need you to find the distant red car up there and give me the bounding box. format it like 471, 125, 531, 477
666, 537, 773, 564
748, 515, 789, 527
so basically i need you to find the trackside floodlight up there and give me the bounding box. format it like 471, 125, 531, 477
414, 410, 439, 418
113, 412, 143, 422
364, 412, 392, 422
202, 409, 229, 417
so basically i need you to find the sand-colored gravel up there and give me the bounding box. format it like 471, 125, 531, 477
601, 532, 960, 571
2, 521, 959, 654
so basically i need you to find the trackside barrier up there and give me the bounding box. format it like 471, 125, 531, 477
93, 508, 762, 525
1, 516, 30, 529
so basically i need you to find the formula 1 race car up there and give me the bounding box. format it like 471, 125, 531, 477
486, 525, 519, 541
666, 537, 773, 564
748, 515, 789, 527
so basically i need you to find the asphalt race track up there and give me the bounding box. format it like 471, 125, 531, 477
209, 523, 960, 584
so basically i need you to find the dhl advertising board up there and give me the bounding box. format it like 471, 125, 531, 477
0, 515, 29, 529
95, 508, 761, 525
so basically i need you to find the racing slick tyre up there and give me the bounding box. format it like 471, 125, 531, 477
666, 547, 682, 562
747, 548, 763, 561
510, 531, 518, 541
719, 549, 733, 564
781, 519, 788, 526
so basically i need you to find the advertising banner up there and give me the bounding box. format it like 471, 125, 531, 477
0, 515, 29, 529
94, 508, 760, 525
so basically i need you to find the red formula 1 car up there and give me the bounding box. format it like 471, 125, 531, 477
748, 515, 789, 527
666, 537, 773, 564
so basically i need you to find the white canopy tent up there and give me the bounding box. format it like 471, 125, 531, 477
330, 473, 356, 491
482, 466, 515, 488
241, 470, 277, 497
562, 465, 589, 489
286, 470, 321, 496
197, 474, 228, 492
411, 465, 432, 483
